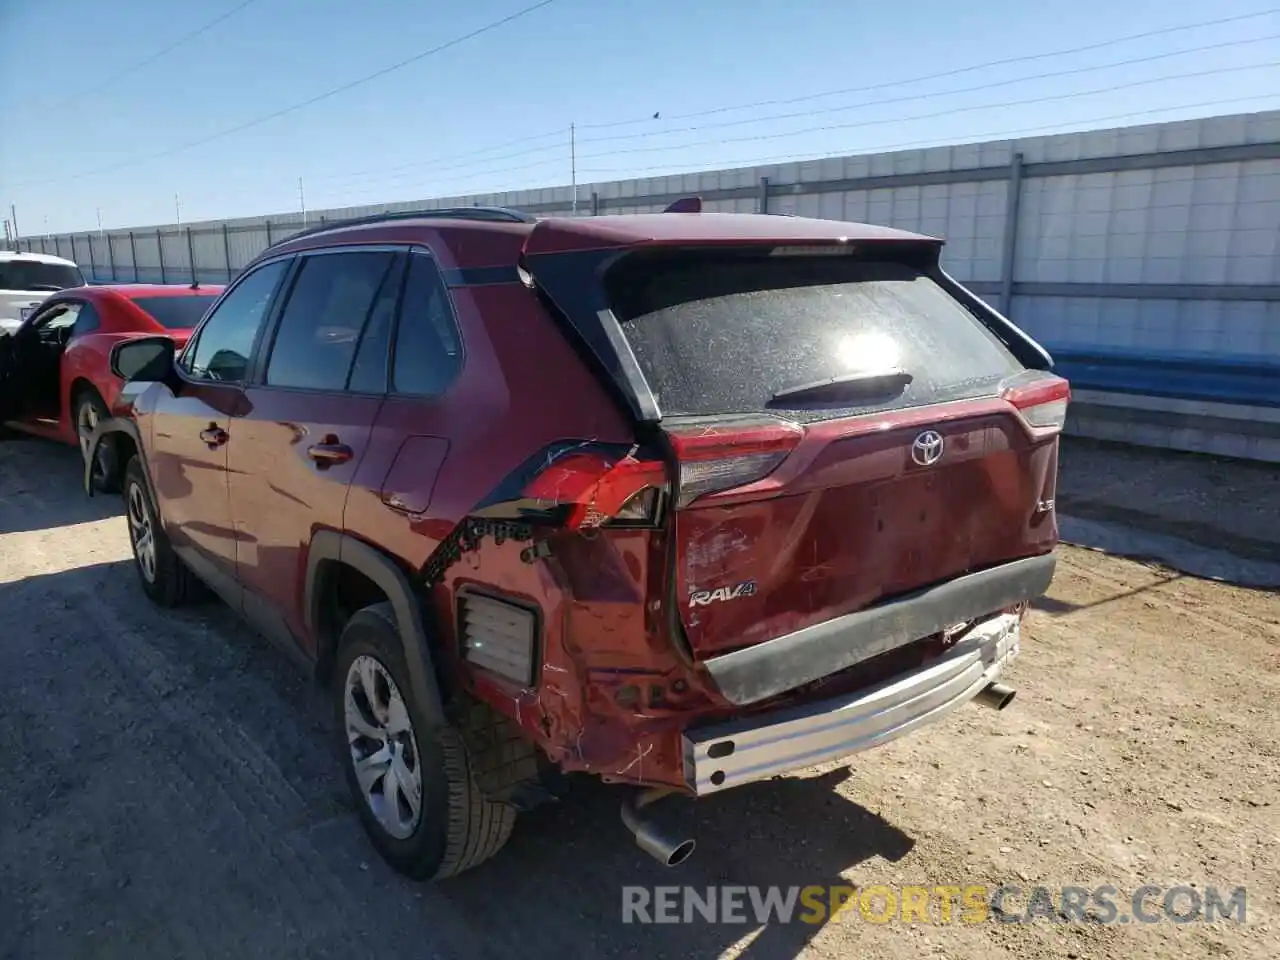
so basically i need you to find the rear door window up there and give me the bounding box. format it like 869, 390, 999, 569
606, 249, 1023, 421
264, 251, 398, 392
390, 252, 462, 397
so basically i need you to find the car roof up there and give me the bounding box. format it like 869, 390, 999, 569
90, 283, 225, 298
0, 250, 79, 266
35, 283, 224, 309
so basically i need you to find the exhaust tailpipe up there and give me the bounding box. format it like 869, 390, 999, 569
974, 682, 1017, 711
621, 791, 696, 867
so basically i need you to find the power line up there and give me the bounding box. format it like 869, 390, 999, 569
14, 6, 1277, 216
314, 57, 1280, 192
306, 127, 567, 184
572, 61, 1280, 163
290, 92, 1280, 210
579, 33, 1280, 146
579, 7, 1280, 130
297, 57, 1277, 204
43, 0, 264, 112
40, 93, 1280, 231
277, 25, 1280, 195
158, 145, 573, 212
311, 155, 573, 207
577, 95, 1280, 179
307, 137, 567, 191
7, 0, 562, 188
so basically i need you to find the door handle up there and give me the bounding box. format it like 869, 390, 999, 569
307, 440, 353, 468
200, 424, 229, 448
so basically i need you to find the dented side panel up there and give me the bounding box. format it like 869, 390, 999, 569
430, 524, 711, 790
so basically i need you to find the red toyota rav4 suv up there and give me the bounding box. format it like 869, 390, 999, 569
88, 204, 1066, 880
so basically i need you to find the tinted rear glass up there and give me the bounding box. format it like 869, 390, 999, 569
0, 260, 84, 291
131, 295, 219, 329
606, 249, 1023, 421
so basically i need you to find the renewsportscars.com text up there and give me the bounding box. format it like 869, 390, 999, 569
621, 884, 1247, 926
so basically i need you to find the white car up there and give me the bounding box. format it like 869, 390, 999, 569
0, 251, 86, 336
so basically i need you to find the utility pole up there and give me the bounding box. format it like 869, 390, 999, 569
96, 208, 104, 237
9, 204, 18, 242
175, 193, 181, 228
299, 176, 307, 227
570, 123, 577, 216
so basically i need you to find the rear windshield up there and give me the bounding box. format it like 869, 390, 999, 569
606, 249, 1023, 421
0, 260, 84, 292
131, 295, 219, 330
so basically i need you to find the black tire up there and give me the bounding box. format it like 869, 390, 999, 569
333, 602, 525, 880
123, 456, 201, 607
74, 389, 119, 494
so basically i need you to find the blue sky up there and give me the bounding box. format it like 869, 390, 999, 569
2, 0, 1278, 234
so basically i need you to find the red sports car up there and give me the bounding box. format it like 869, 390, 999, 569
0, 282, 224, 489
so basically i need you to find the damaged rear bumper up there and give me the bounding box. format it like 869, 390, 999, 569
700, 553, 1055, 705
682, 612, 1021, 795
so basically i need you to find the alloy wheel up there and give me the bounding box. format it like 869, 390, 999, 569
127, 482, 157, 583
344, 655, 424, 840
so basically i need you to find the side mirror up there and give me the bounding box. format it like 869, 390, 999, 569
110, 335, 177, 383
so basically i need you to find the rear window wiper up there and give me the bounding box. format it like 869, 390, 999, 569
769, 368, 913, 405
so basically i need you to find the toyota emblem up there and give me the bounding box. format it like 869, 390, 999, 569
911, 430, 944, 466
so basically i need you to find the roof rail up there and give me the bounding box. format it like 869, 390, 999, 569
266, 205, 536, 248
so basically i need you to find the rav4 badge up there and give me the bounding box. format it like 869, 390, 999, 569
689, 580, 758, 608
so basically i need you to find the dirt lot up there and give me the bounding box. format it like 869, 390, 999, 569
0, 435, 1276, 960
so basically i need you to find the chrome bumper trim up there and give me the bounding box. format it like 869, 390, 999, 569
682, 614, 1020, 795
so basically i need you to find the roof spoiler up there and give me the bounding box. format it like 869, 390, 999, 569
663, 197, 702, 213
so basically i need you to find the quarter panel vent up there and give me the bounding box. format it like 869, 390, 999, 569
459, 592, 538, 687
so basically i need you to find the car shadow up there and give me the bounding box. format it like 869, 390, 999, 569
0, 435, 123, 533
442, 770, 916, 957
1, 449, 922, 959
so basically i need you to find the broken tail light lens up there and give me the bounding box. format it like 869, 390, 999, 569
1002, 372, 1071, 434
519, 417, 803, 525
667, 416, 803, 507
522, 451, 667, 530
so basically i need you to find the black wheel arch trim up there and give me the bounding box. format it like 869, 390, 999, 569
305, 530, 445, 726
69, 376, 105, 411
83, 417, 149, 500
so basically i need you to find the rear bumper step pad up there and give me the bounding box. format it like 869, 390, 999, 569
702, 552, 1056, 705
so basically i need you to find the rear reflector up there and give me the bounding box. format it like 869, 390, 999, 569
667, 417, 803, 507
1002, 372, 1071, 433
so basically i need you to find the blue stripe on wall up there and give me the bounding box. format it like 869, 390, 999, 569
1048, 346, 1279, 409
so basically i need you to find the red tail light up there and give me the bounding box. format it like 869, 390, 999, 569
667, 417, 803, 507
1002, 372, 1071, 435
522, 451, 667, 530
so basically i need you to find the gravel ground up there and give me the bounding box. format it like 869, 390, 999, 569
1, 436, 1277, 960
1057, 437, 1280, 563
